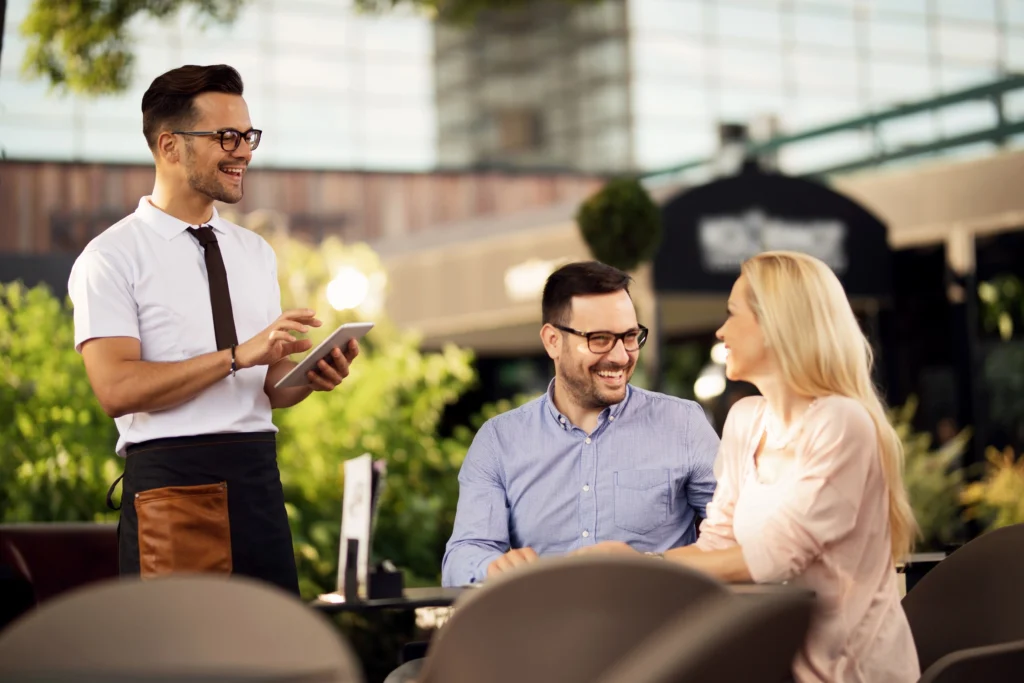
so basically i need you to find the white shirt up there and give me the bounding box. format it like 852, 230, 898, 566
68, 197, 282, 456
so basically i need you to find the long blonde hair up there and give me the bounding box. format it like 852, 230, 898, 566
742, 251, 916, 563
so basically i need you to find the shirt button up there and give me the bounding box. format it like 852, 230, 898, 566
559, 417, 565, 423
582, 530, 590, 538
583, 484, 590, 492
609, 416, 615, 421
585, 437, 592, 444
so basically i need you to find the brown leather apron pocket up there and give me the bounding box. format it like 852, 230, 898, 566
135, 482, 232, 578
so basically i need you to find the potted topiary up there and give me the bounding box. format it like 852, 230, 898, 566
576, 177, 662, 272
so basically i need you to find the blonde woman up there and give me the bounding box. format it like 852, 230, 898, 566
579, 251, 920, 683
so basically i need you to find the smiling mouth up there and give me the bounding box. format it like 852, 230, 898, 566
594, 368, 627, 383
220, 166, 245, 180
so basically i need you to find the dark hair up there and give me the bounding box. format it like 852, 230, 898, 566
141, 64, 244, 149
542, 261, 633, 326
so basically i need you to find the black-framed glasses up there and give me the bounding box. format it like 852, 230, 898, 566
553, 324, 648, 354
172, 128, 262, 152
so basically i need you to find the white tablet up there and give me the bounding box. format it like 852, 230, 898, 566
274, 321, 374, 389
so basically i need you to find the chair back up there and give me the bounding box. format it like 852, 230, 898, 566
902, 523, 1024, 672
418, 554, 728, 683
0, 575, 363, 683
594, 590, 814, 683
918, 640, 1024, 683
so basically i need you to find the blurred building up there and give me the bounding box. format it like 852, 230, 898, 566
0, 0, 436, 170
434, 0, 1024, 173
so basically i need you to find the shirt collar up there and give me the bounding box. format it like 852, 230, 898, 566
543, 378, 632, 430
135, 196, 228, 240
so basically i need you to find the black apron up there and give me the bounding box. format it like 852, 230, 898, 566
106, 431, 299, 596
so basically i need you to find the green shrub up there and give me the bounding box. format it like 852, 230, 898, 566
576, 177, 662, 272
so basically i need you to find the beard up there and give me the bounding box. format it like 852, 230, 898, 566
184, 145, 243, 204
557, 355, 634, 411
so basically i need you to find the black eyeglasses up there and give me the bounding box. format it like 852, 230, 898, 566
172, 128, 262, 152
553, 324, 648, 354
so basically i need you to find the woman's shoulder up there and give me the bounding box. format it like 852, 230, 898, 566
721, 395, 766, 441
805, 395, 876, 438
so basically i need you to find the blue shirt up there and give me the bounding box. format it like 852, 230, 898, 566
441, 381, 721, 586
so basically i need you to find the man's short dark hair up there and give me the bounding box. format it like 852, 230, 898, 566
542, 261, 633, 326
142, 64, 244, 149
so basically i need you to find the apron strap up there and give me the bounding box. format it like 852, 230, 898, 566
106, 473, 125, 511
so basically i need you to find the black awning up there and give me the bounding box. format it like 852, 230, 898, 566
653, 163, 892, 299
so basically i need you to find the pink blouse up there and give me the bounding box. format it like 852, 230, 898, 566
697, 396, 919, 683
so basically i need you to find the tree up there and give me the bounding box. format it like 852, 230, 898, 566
14, 0, 605, 95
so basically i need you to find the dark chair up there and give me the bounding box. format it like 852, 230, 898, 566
0, 522, 119, 630
902, 523, 1024, 673
918, 640, 1024, 683
0, 574, 364, 682
594, 590, 814, 683
415, 554, 729, 683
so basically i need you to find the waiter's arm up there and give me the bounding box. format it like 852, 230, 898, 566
263, 360, 311, 409
81, 337, 233, 417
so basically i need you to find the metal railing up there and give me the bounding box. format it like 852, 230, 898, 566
641, 74, 1024, 186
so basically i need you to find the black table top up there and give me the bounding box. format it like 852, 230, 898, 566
310, 582, 810, 614
312, 586, 468, 614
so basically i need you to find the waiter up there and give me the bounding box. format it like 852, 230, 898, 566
67, 64, 355, 595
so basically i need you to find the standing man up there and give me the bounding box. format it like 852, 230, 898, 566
68, 64, 357, 595
442, 261, 720, 586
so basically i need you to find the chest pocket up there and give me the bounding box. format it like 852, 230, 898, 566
614, 468, 671, 535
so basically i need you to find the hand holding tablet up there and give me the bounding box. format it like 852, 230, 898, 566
274, 321, 375, 389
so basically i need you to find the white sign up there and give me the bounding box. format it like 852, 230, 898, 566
698, 209, 848, 273
337, 453, 374, 598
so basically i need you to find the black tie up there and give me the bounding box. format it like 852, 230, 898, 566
187, 226, 238, 351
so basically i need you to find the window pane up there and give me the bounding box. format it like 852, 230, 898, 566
718, 47, 783, 89
936, 101, 998, 137
632, 79, 709, 120
634, 121, 716, 169
939, 65, 1001, 90
868, 61, 934, 99
717, 90, 787, 121
629, 0, 704, 35
716, 5, 783, 47
793, 11, 857, 50
792, 52, 860, 91
936, 0, 997, 22
867, 19, 930, 57
936, 24, 1000, 63
869, 0, 928, 16
631, 39, 707, 81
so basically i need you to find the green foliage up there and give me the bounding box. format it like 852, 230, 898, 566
17, 0, 606, 95
0, 282, 121, 522
20, 0, 245, 95
961, 446, 1024, 532
576, 177, 663, 273
894, 397, 971, 550
226, 210, 484, 597
978, 274, 1024, 341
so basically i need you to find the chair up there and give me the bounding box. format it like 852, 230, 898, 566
594, 590, 814, 683
415, 554, 729, 683
0, 574, 363, 682
918, 640, 1024, 683
0, 522, 119, 604
902, 523, 1024, 673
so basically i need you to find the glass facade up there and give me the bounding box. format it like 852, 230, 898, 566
436, 0, 1024, 174
0, 0, 436, 170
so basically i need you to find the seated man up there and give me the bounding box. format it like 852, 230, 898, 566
441, 261, 720, 586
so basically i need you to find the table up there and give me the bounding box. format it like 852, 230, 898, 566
310, 582, 807, 615
312, 587, 467, 615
